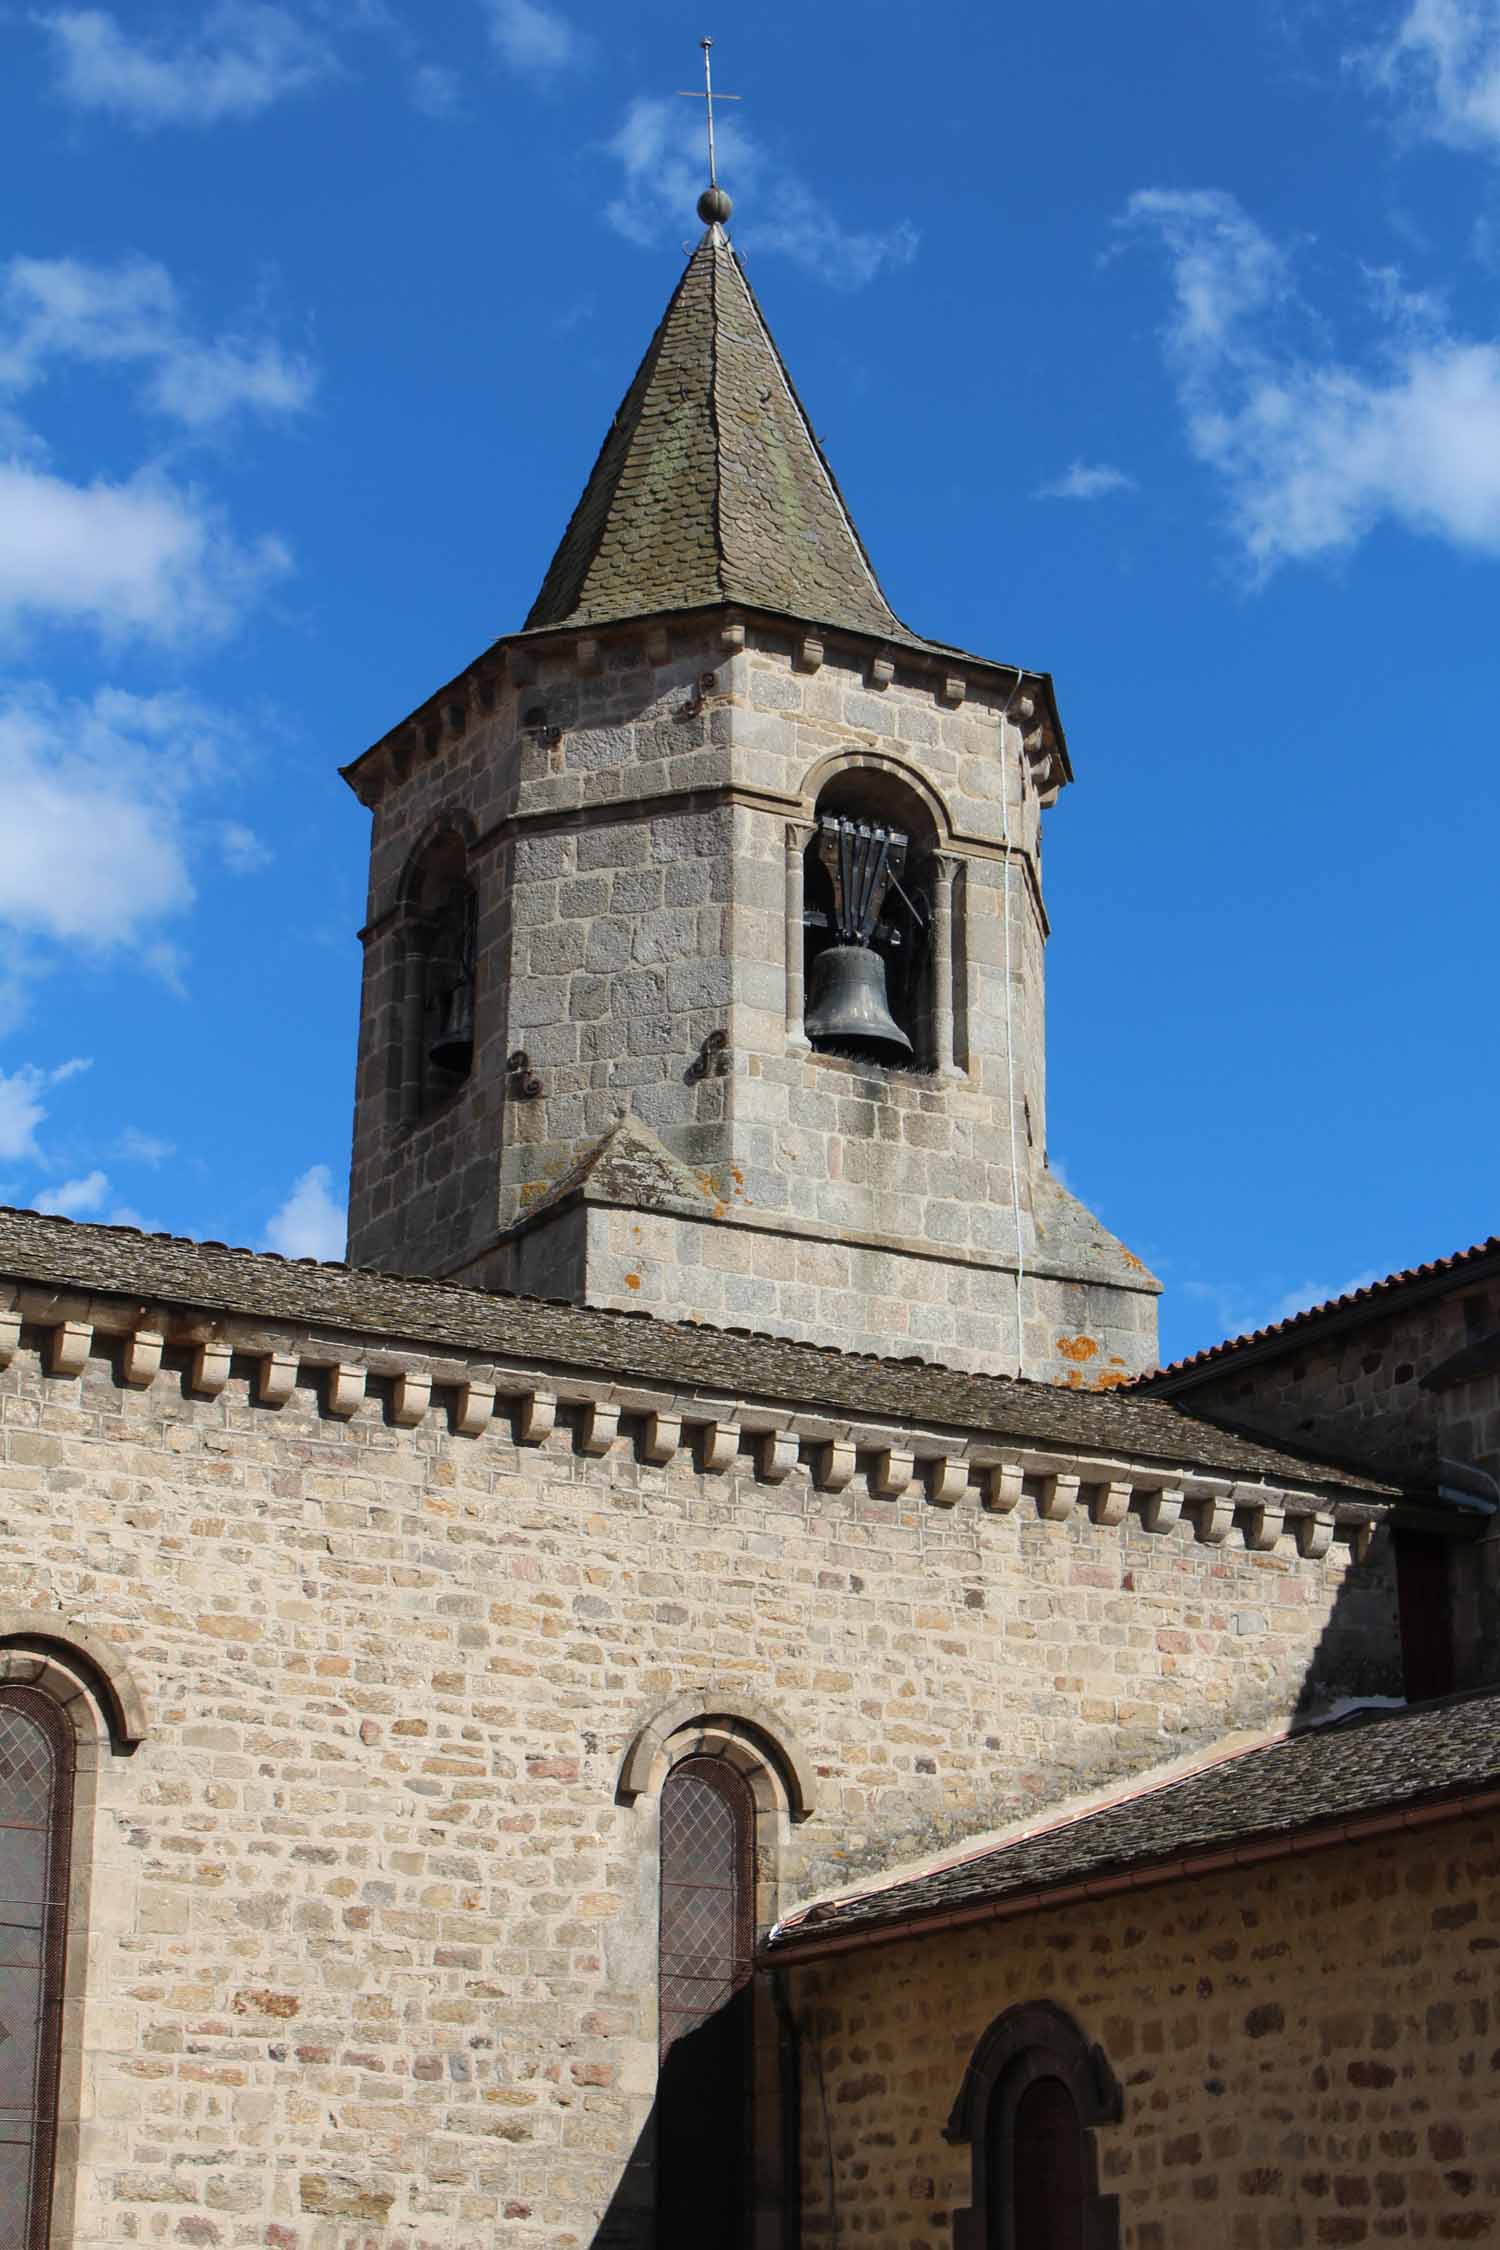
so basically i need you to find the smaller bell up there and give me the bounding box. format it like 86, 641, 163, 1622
805, 944, 912, 1060
429, 978, 475, 1074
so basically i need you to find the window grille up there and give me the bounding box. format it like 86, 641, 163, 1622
0, 1690, 73, 2250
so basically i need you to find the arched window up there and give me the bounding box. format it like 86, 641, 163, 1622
402, 830, 477, 1117
947, 2001, 1121, 2250
656, 1755, 755, 2249
801, 770, 939, 1066
0, 1688, 74, 2250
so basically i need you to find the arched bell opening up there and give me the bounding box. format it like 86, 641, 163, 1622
802, 770, 938, 1067
404, 830, 478, 1117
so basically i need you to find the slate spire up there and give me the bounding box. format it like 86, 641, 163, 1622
525, 226, 918, 647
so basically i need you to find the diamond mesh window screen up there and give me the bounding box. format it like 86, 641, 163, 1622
0, 1690, 72, 2250
658, 1757, 753, 2059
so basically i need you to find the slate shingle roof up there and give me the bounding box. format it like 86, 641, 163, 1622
525, 228, 977, 662
768, 1688, 1500, 1951
0, 1205, 1400, 1499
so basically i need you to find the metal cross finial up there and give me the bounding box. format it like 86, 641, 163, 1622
679, 36, 740, 223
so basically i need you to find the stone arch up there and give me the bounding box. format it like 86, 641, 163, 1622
0, 1611, 147, 1751
797, 747, 952, 845
394, 812, 479, 1117
617, 1689, 816, 1821
398, 804, 480, 910
0, 1619, 144, 2250
946, 1999, 1122, 2250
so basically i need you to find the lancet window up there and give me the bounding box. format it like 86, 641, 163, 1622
402, 830, 477, 1117
0, 1689, 74, 2250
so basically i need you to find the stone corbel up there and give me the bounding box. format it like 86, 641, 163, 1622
1193, 1493, 1235, 1546
1243, 1498, 1285, 1553
872, 1449, 915, 1499
796, 635, 824, 674
645, 627, 670, 666
927, 1457, 969, 1507
510, 649, 537, 688
516, 1389, 557, 1445
443, 697, 466, 738
122, 1329, 164, 1389
256, 1351, 297, 1407
719, 622, 746, 654
758, 1431, 799, 1484
1351, 1521, 1376, 1564
1090, 1479, 1133, 1528
576, 636, 602, 675
473, 664, 499, 713
699, 1420, 739, 1473
1037, 1472, 1080, 1523
1294, 1511, 1335, 1561
938, 675, 966, 708
641, 1412, 682, 1465
190, 1340, 231, 1398
1140, 1486, 1183, 1534
48, 1321, 92, 1379
0, 1307, 19, 1368
983, 1462, 1024, 1514
327, 1364, 366, 1419
454, 1380, 496, 1438
391, 1370, 432, 1428
869, 654, 895, 692
578, 1401, 619, 1456
814, 1441, 856, 1493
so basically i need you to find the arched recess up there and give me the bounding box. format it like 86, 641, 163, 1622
793, 754, 953, 1069
0, 1620, 146, 2250
621, 1696, 809, 2250
945, 2000, 1122, 2250
395, 811, 480, 1120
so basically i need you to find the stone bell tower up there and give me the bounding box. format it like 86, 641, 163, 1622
342, 188, 1158, 1384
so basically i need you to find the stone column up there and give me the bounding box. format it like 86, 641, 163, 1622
784, 823, 812, 1050
930, 853, 960, 1077
398, 916, 429, 1124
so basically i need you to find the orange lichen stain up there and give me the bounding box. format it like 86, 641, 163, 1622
1055, 1335, 1100, 1364
624, 1273, 641, 1291
1120, 1249, 1147, 1273
1090, 1369, 1134, 1391
1063, 1369, 1083, 1388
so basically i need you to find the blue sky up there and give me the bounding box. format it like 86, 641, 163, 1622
2, 0, 1498, 1368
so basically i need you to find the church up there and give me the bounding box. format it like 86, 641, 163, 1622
1, 168, 1496, 2250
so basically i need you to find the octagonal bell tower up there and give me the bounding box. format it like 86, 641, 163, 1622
342, 195, 1158, 1384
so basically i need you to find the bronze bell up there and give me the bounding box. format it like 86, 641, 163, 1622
804, 944, 912, 1059
428, 978, 475, 1074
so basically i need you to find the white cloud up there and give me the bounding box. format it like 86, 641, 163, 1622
264, 1163, 346, 1260
486, 0, 580, 74
411, 60, 459, 115
1125, 184, 1500, 570
34, 1168, 110, 1216
0, 460, 289, 642
219, 819, 271, 872
37, 3, 336, 127
1037, 460, 1137, 501
604, 98, 919, 292
0, 254, 316, 430
0, 684, 256, 963
0, 1058, 91, 1164
114, 1126, 175, 1165
1360, 0, 1500, 151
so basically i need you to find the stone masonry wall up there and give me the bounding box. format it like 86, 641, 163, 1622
784, 1807, 1500, 2247
1, 1318, 1397, 2248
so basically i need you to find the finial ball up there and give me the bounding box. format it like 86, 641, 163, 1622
698, 185, 733, 226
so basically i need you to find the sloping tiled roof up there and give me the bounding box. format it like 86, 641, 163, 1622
526, 228, 960, 658
1136, 1236, 1500, 1391
0, 1204, 1400, 1497
768, 1688, 1500, 1952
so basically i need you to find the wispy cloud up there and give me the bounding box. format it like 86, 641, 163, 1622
0, 685, 261, 990
0, 254, 316, 430
114, 1126, 175, 1166
411, 60, 459, 115
1037, 460, 1137, 501
0, 1059, 91, 1164
1124, 184, 1500, 571
485, 0, 581, 74
264, 1162, 346, 1259
1358, 0, 1500, 151
604, 98, 919, 292
1182, 1267, 1389, 1349
36, 3, 337, 127
0, 461, 289, 642
34, 1167, 110, 1216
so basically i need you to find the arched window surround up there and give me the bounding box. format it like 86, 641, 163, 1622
945, 1999, 1122, 2250
392, 812, 480, 1127
0, 1621, 144, 2250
